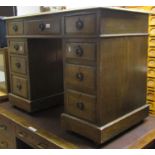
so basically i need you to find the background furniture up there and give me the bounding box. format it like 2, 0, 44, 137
0, 101, 155, 149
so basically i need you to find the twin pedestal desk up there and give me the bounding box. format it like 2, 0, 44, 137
0, 7, 150, 147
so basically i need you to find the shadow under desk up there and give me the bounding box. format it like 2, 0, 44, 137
0, 101, 155, 149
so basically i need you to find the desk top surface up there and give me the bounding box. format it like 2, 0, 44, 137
0, 102, 155, 149
4, 7, 151, 20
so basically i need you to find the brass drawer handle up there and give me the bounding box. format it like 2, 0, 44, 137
76, 72, 84, 81
36, 143, 48, 149
76, 102, 84, 110
39, 23, 45, 31
76, 18, 84, 30
0, 125, 7, 131
18, 131, 26, 138
15, 62, 21, 68
14, 44, 19, 51
13, 24, 18, 32
0, 141, 8, 148
16, 84, 22, 90
75, 46, 83, 57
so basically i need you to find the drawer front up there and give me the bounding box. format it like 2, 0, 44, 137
0, 115, 14, 138
148, 48, 155, 57
148, 58, 155, 67
65, 90, 96, 122
65, 64, 96, 94
147, 78, 155, 88
12, 76, 28, 98
65, 14, 96, 35
16, 126, 59, 149
16, 126, 34, 146
149, 37, 155, 47
147, 89, 155, 101
149, 26, 155, 36
24, 16, 61, 35
149, 15, 155, 25
8, 21, 23, 35
148, 67, 155, 78
10, 56, 27, 74
65, 42, 96, 61
0, 135, 15, 149
9, 40, 26, 55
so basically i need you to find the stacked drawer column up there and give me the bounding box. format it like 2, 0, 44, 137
63, 12, 98, 123
147, 13, 155, 114
62, 8, 149, 144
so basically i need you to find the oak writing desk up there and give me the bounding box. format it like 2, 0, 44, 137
4, 7, 149, 144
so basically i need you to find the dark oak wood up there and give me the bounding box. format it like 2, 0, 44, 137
8, 21, 24, 35
65, 90, 96, 122
64, 64, 96, 94
24, 15, 61, 35
7, 26, 64, 112
5, 7, 149, 143
64, 13, 97, 35
62, 8, 149, 143
9, 39, 27, 55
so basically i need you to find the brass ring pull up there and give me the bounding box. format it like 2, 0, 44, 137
15, 62, 21, 68
14, 44, 19, 51
75, 46, 83, 57
76, 102, 84, 110
16, 84, 22, 90
13, 24, 18, 32
39, 23, 45, 31
76, 19, 84, 30
76, 72, 84, 81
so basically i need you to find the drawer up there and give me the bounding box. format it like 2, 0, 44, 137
149, 15, 155, 25
149, 37, 155, 47
0, 135, 15, 149
148, 57, 155, 67
0, 115, 14, 138
12, 76, 28, 98
148, 48, 155, 57
65, 64, 96, 94
24, 16, 61, 35
16, 126, 34, 146
147, 78, 155, 88
9, 40, 26, 55
10, 56, 27, 75
148, 67, 155, 78
65, 13, 96, 35
16, 125, 59, 149
65, 90, 96, 122
149, 26, 155, 36
147, 89, 155, 101
65, 42, 96, 61
8, 21, 23, 35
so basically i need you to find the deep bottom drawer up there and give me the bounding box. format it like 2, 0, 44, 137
12, 76, 28, 98
65, 90, 96, 122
